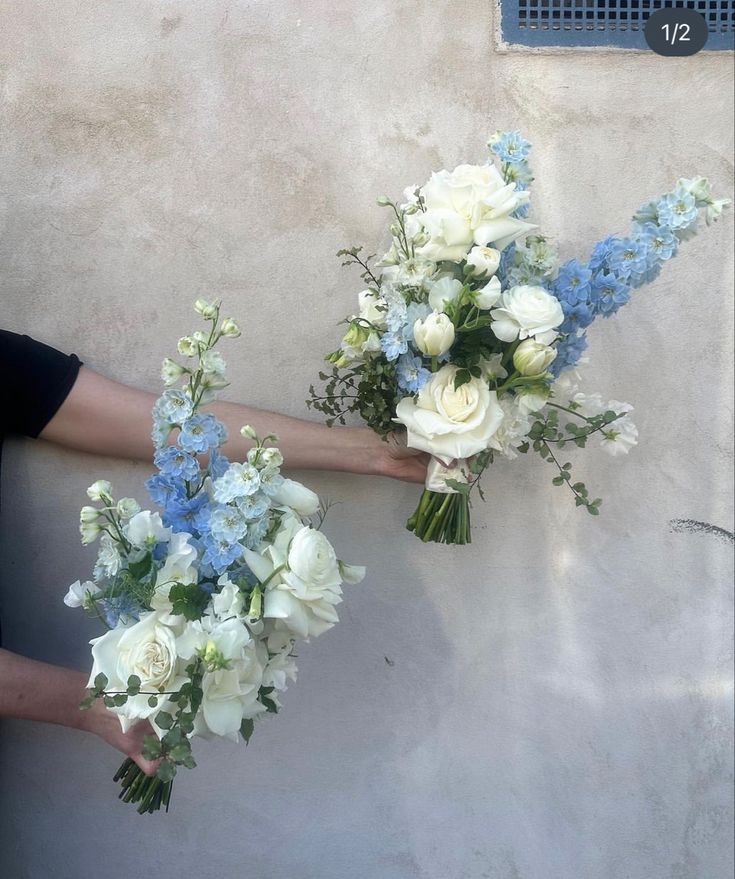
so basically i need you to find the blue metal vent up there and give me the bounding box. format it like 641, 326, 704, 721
500, 0, 735, 49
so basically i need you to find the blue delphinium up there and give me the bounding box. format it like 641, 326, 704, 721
153, 446, 201, 482
489, 130, 531, 165
397, 353, 431, 393
656, 187, 698, 230
381, 329, 408, 361
179, 413, 227, 454
549, 332, 588, 378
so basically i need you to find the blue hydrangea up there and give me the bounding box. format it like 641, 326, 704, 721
555, 259, 593, 305
490, 131, 532, 164
591, 273, 631, 317
549, 332, 588, 376
154, 445, 201, 482
656, 187, 698, 230
396, 354, 432, 393
209, 504, 249, 544
179, 414, 227, 454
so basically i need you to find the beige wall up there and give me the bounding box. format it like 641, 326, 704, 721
1, 3, 733, 878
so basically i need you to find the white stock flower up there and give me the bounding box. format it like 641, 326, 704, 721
487, 397, 533, 460
94, 533, 122, 578
512, 338, 557, 376
269, 478, 320, 517
472, 276, 502, 310
427, 277, 464, 312
411, 163, 536, 262
465, 245, 501, 279
490, 285, 564, 344
413, 312, 455, 356
394, 364, 505, 463
64, 579, 99, 608
395, 257, 437, 287
88, 611, 185, 733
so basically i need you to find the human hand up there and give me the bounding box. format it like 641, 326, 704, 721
82, 699, 160, 777
376, 432, 430, 484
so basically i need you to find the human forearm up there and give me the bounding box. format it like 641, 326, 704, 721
0, 648, 88, 730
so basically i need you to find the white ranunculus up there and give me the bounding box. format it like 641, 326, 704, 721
357, 289, 387, 328
287, 527, 341, 589
88, 611, 184, 733
512, 338, 557, 376
269, 478, 320, 517
427, 277, 464, 312
64, 579, 99, 608
394, 364, 505, 463
489, 285, 564, 345
472, 276, 502, 310
465, 245, 501, 279
413, 312, 455, 357
125, 511, 171, 548
412, 163, 536, 262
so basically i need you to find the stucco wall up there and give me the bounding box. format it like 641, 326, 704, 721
0, 3, 733, 878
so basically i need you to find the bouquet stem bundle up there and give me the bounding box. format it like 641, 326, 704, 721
407, 490, 470, 545
114, 758, 172, 814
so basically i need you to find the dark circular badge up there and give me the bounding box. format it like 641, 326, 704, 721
645, 8, 709, 56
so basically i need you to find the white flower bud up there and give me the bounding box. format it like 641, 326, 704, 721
221, 318, 241, 338
465, 245, 501, 279
79, 519, 102, 545
161, 357, 185, 386
80, 505, 101, 524
240, 424, 258, 440
116, 498, 141, 519
472, 276, 502, 310
194, 298, 218, 319
413, 312, 455, 357
192, 330, 208, 344
512, 339, 557, 376
177, 336, 198, 357
86, 480, 113, 502
376, 195, 391, 206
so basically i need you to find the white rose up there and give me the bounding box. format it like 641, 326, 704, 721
490, 285, 564, 344
413, 312, 455, 357
394, 364, 505, 463
427, 277, 464, 312
512, 338, 557, 375
88, 611, 184, 733
413, 163, 536, 262
465, 246, 501, 279
269, 478, 320, 517
472, 276, 502, 310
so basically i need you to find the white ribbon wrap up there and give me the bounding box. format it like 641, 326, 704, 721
425, 457, 470, 494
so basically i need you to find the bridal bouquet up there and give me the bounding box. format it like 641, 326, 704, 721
309, 132, 729, 544
65, 301, 364, 814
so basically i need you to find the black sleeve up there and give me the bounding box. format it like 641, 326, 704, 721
0, 330, 83, 439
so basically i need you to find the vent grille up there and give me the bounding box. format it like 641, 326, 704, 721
502, 0, 734, 47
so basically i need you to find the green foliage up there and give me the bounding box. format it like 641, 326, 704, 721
259, 686, 279, 714
169, 582, 210, 621
240, 718, 255, 744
